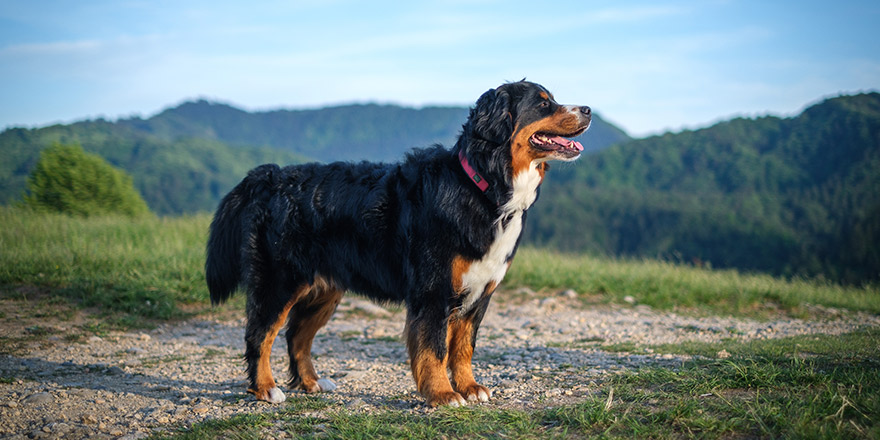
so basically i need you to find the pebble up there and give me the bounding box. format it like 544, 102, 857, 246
346, 398, 366, 409
559, 289, 578, 299
1, 295, 877, 440
22, 393, 53, 405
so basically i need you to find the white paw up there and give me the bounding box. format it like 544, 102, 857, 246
464, 387, 492, 402
316, 378, 337, 392
447, 398, 465, 408
267, 386, 286, 403
477, 389, 491, 402
465, 389, 491, 402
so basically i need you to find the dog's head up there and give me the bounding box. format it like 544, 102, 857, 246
462, 81, 591, 185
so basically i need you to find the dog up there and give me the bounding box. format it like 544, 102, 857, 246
205, 80, 591, 407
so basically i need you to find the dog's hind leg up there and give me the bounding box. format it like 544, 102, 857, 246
285, 279, 343, 393
244, 283, 308, 403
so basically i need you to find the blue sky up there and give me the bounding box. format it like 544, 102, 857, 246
1, 0, 878, 136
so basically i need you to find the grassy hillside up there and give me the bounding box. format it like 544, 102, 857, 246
3, 94, 876, 282
0, 101, 630, 216
529, 93, 880, 283
0, 121, 309, 214
131, 100, 629, 162
130, 101, 470, 163
2, 209, 878, 438
1, 208, 876, 326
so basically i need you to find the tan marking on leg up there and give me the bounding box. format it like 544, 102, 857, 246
451, 256, 472, 294
289, 286, 343, 393
405, 315, 464, 407
447, 315, 474, 389
448, 315, 491, 402
484, 280, 498, 297
250, 301, 295, 399
250, 284, 312, 401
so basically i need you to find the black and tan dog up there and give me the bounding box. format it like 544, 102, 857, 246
205, 80, 591, 407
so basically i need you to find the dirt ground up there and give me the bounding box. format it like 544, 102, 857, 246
2, 289, 878, 439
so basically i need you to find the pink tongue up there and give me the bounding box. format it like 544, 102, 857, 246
550, 136, 584, 151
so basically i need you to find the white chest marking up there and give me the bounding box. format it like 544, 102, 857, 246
459, 162, 543, 314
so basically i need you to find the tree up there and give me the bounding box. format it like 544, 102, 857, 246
22, 143, 151, 217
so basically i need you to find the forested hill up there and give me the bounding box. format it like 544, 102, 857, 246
0, 100, 630, 214
528, 92, 880, 283
3, 93, 876, 282
122, 101, 470, 163
121, 100, 629, 162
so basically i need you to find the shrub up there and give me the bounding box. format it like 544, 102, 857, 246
22, 143, 151, 217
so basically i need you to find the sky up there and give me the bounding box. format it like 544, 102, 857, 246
1, 0, 878, 137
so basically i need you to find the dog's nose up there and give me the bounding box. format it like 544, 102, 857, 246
579, 106, 591, 116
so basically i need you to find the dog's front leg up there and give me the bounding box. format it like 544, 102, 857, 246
405, 305, 466, 407
448, 310, 492, 402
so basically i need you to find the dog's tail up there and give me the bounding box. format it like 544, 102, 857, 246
205, 164, 280, 305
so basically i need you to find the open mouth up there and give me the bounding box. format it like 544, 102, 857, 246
529, 130, 586, 157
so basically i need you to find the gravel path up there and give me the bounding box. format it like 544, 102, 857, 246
2, 289, 878, 439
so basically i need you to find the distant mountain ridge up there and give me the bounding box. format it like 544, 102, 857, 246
0, 99, 630, 213
527, 92, 880, 283
3, 93, 876, 282
120, 99, 628, 162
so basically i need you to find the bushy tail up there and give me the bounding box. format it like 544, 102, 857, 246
205, 164, 280, 304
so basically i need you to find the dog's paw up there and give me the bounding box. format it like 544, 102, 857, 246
267, 387, 286, 403
251, 386, 286, 403
317, 378, 337, 392
299, 382, 321, 393
458, 384, 492, 403
297, 378, 336, 393
427, 391, 467, 408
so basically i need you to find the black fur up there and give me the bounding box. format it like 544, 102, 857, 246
205, 80, 591, 405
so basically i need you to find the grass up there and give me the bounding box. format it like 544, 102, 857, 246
0, 207, 213, 326
2, 207, 877, 324
159, 329, 880, 439
2, 208, 878, 438
160, 395, 332, 440
507, 247, 880, 317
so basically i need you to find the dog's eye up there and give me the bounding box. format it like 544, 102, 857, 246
539, 101, 550, 108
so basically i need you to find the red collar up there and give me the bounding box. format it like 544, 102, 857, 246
458, 149, 489, 192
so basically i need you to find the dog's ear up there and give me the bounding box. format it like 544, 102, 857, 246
471, 87, 513, 144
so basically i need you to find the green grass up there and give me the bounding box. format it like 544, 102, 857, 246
507, 248, 880, 317
0, 207, 212, 325
591, 327, 880, 438
2, 208, 878, 438
157, 395, 332, 440
160, 329, 880, 439
2, 207, 878, 325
